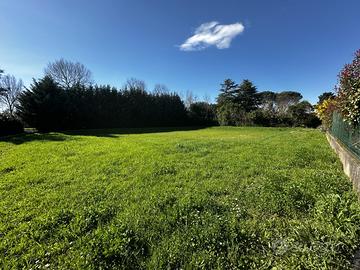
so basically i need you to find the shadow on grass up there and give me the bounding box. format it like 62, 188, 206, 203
1, 126, 207, 145
1, 133, 71, 145
63, 126, 206, 136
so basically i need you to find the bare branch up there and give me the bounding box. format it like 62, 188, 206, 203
185, 90, 197, 108
203, 93, 211, 104
0, 74, 23, 116
44, 58, 93, 89
124, 78, 146, 92
153, 83, 169, 95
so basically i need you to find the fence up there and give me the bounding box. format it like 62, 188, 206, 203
331, 112, 360, 159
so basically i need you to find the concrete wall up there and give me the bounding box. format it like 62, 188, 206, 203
326, 133, 360, 193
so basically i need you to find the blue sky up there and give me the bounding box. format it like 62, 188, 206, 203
1, 0, 360, 103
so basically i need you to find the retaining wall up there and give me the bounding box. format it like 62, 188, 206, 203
326, 132, 360, 193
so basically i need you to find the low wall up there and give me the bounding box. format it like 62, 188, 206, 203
326, 132, 360, 193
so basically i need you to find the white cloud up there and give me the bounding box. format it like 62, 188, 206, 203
180, 21, 245, 51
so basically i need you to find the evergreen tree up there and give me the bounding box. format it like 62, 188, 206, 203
317, 92, 335, 104
16, 76, 67, 131
216, 79, 236, 125
235, 79, 259, 112
16, 76, 188, 131
217, 79, 237, 105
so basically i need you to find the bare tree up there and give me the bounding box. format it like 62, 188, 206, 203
124, 78, 146, 91
44, 58, 93, 89
0, 74, 23, 116
203, 93, 212, 104
185, 90, 197, 108
153, 83, 169, 95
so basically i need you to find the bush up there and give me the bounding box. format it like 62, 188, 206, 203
188, 102, 217, 126
315, 98, 337, 129
216, 103, 254, 126
302, 113, 321, 128
0, 114, 23, 136
252, 110, 280, 127
336, 49, 360, 125
216, 103, 237, 126
289, 101, 321, 128
252, 110, 296, 127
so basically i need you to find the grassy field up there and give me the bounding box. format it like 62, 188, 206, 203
1, 127, 360, 269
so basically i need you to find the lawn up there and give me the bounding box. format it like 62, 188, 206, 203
1, 127, 360, 269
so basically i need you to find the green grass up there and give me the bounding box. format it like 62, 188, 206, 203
1, 127, 360, 269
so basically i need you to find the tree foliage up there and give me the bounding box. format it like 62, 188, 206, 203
289, 101, 320, 127
259, 91, 276, 112
317, 92, 335, 104
275, 91, 303, 114
234, 79, 259, 112
336, 49, 360, 125
216, 79, 260, 125
217, 79, 237, 105
315, 98, 337, 129
188, 102, 217, 126
215, 78, 318, 128
17, 76, 66, 131
0, 56, 327, 132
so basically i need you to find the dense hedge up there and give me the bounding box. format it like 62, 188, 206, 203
17, 77, 188, 131
0, 115, 24, 136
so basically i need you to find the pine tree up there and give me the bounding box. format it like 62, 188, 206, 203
16, 76, 67, 131
217, 79, 237, 105
235, 79, 259, 112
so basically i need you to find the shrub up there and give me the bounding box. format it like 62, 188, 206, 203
252, 110, 273, 126
289, 101, 321, 128
302, 113, 321, 128
217, 103, 256, 126
188, 102, 217, 126
0, 114, 23, 136
216, 103, 239, 126
336, 49, 360, 125
315, 98, 337, 129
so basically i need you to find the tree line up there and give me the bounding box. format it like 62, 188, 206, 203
216, 79, 320, 127
17, 76, 188, 131
1, 58, 321, 135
